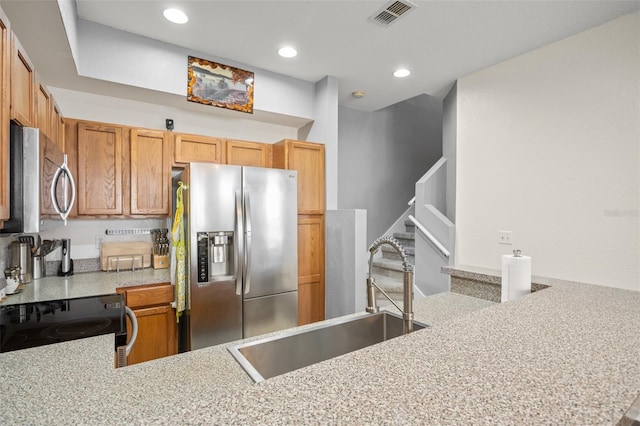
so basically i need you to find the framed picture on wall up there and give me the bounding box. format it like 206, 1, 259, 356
187, 56, 254, 114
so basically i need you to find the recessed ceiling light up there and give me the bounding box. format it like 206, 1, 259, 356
393, 68, 411, 78
278, 47, 298, 58
164, 8, 188, 24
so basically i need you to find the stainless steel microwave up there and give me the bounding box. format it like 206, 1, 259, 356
1, 124, 76, 234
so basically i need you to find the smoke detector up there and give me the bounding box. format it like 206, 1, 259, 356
370, 0, 417, 27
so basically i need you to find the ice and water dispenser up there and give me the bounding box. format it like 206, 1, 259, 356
196, 231, 235, 282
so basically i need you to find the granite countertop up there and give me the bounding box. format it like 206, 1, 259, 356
442, 264, 553, 287
1, 272, 639, 424
0, 268, 171, 306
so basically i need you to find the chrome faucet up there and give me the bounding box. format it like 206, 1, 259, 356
366, 235, 414, 333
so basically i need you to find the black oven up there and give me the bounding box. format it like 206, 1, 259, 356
0, 294, 126, 353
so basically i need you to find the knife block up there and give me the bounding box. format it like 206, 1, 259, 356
152, 254, 169, 269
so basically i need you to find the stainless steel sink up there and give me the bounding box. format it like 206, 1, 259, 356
228, 311, 428, 382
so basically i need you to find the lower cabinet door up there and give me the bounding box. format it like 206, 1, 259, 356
127, 305, 177, 365
297, 215, 325, 325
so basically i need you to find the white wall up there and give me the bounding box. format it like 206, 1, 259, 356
38, 218, 168, 262
49, 87, 300, 142
76, 19, 315, 121
442, 83, 457, 223
456, 13, 640, 290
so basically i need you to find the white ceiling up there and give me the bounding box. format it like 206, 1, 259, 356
3, 0, 640, 113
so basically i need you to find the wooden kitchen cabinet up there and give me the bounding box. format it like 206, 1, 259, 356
273, 139, 325, 214
130, 128, 171, 215
50, 99, 64, 151
9, 32, 35, 127
35, 73, 51, 138
76, 121, 125, 215
117, 283, 177, 366
173, 132, 225, 164
226, 139, 269, 167
273, 139, 326, 325
62, 118, 78, 218
70, 119, 171, 217
297, 214, 325, 325
0, 9, 10, 228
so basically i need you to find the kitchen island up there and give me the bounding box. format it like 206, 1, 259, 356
1, 272, 639, 424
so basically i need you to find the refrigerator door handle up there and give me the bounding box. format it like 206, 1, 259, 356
244, 191, 252, 295
235, 190, 244, 296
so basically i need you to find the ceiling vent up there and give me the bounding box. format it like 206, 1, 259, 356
370, 0, 417, 27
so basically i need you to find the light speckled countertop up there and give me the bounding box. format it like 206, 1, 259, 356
1, 273, 639, 425
0, 268, 170, 306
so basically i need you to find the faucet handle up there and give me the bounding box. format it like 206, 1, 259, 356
366, 277, 379, 313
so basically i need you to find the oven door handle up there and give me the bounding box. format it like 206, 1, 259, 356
125, 306, 138, 357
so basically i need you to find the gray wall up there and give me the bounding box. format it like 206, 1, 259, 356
325, 209, 368, 319
338, 94, 443, 244
442, 83, 457, 223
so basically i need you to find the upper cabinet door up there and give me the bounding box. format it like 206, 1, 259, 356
226, 140, 269, 167
50, 100, 62, 151
276, 140, 325, 214
174, 132, 224, 164
77, 122, 124, 215
130, 128, 170, 215
10, 32, 35, 127
35, 73, 51, 138
0, 10, 10, 226
289, 141, 325, 214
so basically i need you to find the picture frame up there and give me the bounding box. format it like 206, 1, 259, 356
187, 56, 254, 114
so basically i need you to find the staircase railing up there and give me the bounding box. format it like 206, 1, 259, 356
407, 215, 449, 258
372, 202, 426, 300
413, 157, 455, 296
373, 157, 454, 300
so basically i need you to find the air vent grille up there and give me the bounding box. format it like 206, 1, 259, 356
375, 10, 398, 25
371, 0, 417, 27
387, 1, 412, 16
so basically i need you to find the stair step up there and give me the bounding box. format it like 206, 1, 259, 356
373, 275, 404, 304
382, 245, 415, 255
381, 245, 414, 262
371, 265, 403, 281
371, 258, 409, 280
373, 275, 404, 293
372, 276, 407, 305
404, 219, 415, 232
372, 257, 405, 272
394, 231, 415, 240
392, 233, 415, 249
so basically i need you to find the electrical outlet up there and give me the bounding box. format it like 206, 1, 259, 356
95, 236, 104, 249
498, 231, 512, 245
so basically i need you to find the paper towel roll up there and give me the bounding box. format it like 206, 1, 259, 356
501, 254, 532, 303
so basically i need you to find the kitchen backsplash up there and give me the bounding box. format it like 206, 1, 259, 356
0, 217, 169, 273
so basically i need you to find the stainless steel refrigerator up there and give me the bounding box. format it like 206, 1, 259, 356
175, 163, 298, 351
